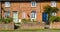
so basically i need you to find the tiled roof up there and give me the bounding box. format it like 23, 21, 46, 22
0, 0, 60, 1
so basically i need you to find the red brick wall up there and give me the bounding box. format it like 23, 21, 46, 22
1, 2, 60, 23
50, 22, 60, 29
0, 23, 14, 30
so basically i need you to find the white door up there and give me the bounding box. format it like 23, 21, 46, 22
13, 11, 18, 23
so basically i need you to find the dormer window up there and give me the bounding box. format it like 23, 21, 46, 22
31, 1, 36, 7
51, 1, 56, 7
5, 2, 10, 7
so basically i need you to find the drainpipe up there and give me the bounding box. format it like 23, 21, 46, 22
0, 1, 1, 19
0, 2, 2, 18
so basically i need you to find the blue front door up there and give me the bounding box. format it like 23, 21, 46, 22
42, 12, 47, 22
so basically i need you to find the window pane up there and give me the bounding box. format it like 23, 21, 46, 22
4, 11, 10, 18
5, 2, 10, 7
31, 12, 36, 18
22, 12, 26, 19
31, 13, 34, 18
51, 12, 56, 16
51, 1, 56, 7
32, 2, 35, 6
31, 1, 36, 7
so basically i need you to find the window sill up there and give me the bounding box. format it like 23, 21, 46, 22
5, 6, 10, 8
31, 6, 36, 8
31, 18, 36, 19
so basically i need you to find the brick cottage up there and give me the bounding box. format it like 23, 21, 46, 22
0, 0, 60, 29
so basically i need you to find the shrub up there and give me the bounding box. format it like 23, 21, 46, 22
1, 17, 13, 24
53, 17, 60, 22
21, 19, 27, 23
49, 16, 57, 21
27, 18, 31, 22
21, 19, 31, 23
1, 18, 7, 23
0, 18, 1, 21
7, 17, 13, 23
49, 16, 60, 22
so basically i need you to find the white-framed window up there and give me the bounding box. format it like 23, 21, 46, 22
31, 1, 36, 7
22, 12, 26, 19
30, 11, 36, 19
5, 2, 10, 7
4, 11, 10, 18
51, 12, 56, 16
51, 1, 56, 7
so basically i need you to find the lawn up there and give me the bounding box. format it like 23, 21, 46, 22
0, 29, 60, 32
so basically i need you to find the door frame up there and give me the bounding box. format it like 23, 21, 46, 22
12, 11, 18, 23
42, 12, 48, 22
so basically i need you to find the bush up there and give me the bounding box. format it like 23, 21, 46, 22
0, 18, 1, 21
1, 17, 13, 24
49, 16, 60, 22
1, 18, 8, 23
53, 17, 60, 22
27, 18, 31, 22
7, 17, 13, 23
21, 19, 31, 23
21, 19, 39, 24
49, 16, 57, 21
21, 19, 27, 23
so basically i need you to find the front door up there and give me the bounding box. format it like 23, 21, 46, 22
13, 11, 18, 23
42, 12, 47, 22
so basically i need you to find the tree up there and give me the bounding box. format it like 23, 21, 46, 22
44, 5, 59, 25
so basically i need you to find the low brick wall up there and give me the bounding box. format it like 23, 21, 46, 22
50, 22, 60, 29
20, 22, 44, 29
0, 23, 14, 30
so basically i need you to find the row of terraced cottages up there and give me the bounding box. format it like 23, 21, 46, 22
0, 0, 60, 23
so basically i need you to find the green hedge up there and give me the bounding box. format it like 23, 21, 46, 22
0, 17, 13, 24
49, 16, 60, 22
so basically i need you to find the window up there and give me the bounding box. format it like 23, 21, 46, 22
51, 12, 56, 16
31, 1, 36, 7
4, 11, 10, 18
51, 1, 56, 7
22, 12, 26, 19
30, 11, 36, 19
5, 2, 10, 7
